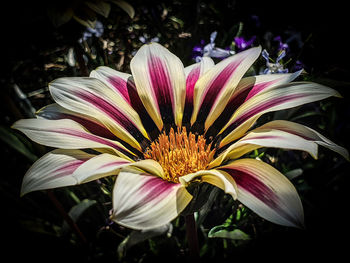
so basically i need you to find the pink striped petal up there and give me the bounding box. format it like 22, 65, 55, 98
219, 159, 304, 228
206, 71, 301, 137
244, 70, 302, 101
183, 57, 215, 124
131, 43, 186, 130
73, 153, 164, 183
90, 67, 159, 140
37, 103, 118, 140
12, 118, 134, 160
90, 66, 133, 104
190, 46, 261, 131
112, 170, 192, 230
21, 149, 95, 196
179, 169, 237, 199
257, 120, 349, 160
219, 82, 341, 147
49, 77, 149, 151
211, 129, 318, 168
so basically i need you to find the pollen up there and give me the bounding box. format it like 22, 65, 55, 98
144, 127, 215, 183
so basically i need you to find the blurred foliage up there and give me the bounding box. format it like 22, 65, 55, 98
1, 0, 349, 262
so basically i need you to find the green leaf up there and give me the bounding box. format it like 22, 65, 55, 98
61, 199, 97, 234
0, 126, 38, 162
169, 16, 184, 27
208, 227, 250, 240
117, 224, 172, 259
223, 214, 234, 227
199, 243, 208, 257
285, 168, 303, 180
236, 209, 241, 221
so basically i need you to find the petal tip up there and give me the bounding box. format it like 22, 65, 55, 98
20, 188, 28, 197
334, 91, 343, 98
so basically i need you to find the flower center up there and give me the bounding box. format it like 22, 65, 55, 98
144, 127, 215, 183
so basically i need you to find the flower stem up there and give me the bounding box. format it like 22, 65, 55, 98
185, 213, 200, 262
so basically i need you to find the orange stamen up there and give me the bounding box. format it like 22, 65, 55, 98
144, 127, 215, 183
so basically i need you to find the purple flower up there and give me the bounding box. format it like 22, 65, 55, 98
80, 21, 104, 42
234, 36, 256, 51
293, 60, 304, 71
261, 49, 289, 74
273, 36, 289, 51
139, 35, 160, 44
192, 32, 234, 62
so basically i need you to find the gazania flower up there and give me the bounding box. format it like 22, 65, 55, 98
13, 43, 348, 230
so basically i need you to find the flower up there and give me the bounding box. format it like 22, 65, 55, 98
139, 34, 160, 44
273, 36, 289, 51
192, 31, 234, 62
261, 48, 289, 74
80, 21, 104, 42
234, 36, 256, 51
13, 43, 348, 230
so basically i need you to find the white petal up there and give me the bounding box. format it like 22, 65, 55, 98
112, 170, 192, 230
37, 103, 118, 140
21, 149, 95, 196
90, 66, 133, 105
191, 46, 261, 129
73, 153, 164, 183
131, 43, 186, 129
49, 77, 149, 150
12, 118, 134, 159
257, 120, 349, 160
219, 159, 304, 228
219, 82, 341, 147
211, 129, 318, 167
183, 57, 215, 123
179, 169, 238, 199
204, 71, 302, 137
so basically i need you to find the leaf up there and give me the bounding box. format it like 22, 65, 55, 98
117, 223, 173, 259
73, 15, 97, 29
197, 187, 220, 225
13, 84, 36, 117
72, 4, 98, 28
208, 226, 250, 240
110, 0, 135, 18
169, 16, 184, 27
223, 214, 234, 227
285, 168, 303, 180
0, 126, 38, 162
85, 1, 111, 18
61, 199, 97, 234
